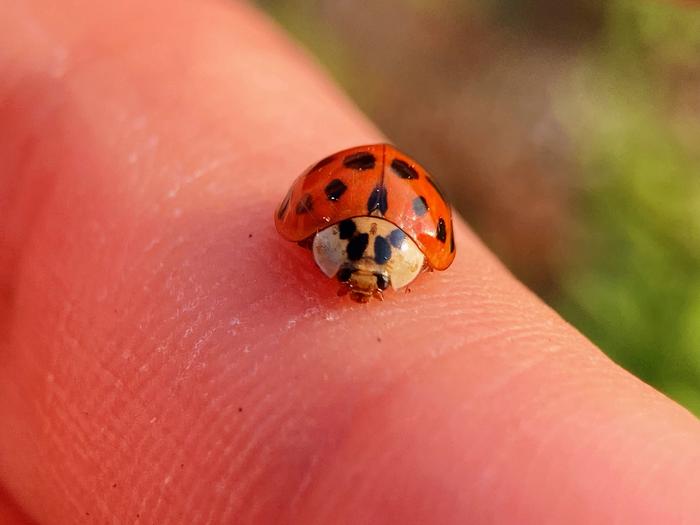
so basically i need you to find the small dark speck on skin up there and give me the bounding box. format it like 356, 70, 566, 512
248, 233, 253, 238
238, 407, 243, 412
112, 483, 117, 488
377, 337, 382, 343
180, 464, 185, 468
137, 514, 141, 518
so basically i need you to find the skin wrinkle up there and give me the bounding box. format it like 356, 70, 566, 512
43, 189, 226, 520
508, 387, 619, 506
226, 260, 584, 408
181, 377, 288, 520
0, 80, 67, 342
56, 332, 175, 520
327, 329, 684, 523
298, 364, 676, 524
339, 350, 561, 495
38, 380, 91, 518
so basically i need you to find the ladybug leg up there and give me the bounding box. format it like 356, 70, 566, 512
349, 291, 371, 303
372, 289, 384, 302
337, 284, 350, 297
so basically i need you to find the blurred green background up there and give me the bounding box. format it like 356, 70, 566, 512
254, 0, 700, 415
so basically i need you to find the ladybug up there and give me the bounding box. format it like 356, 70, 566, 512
274, 144, 455, 302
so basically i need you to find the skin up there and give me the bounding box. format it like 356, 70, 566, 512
0, 0, 699, 523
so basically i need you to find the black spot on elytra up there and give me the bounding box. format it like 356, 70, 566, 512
389, 229, 405, 248
391, 158, 419, 179
343, 152, 376, 170
277, 190, 291, 219
436, 218, 447, 243
413, 196, 429, 216
324, 178, 347, 201
338, 219, 356, 240
367, 185, 388, 215
295, 193, 313, 214
375, 273, 389, 290
374, 236, 392, 265
337, 267, 353, 282
346, 233, 369, 261
426, 176, 447, 202
311, 154, 335, 171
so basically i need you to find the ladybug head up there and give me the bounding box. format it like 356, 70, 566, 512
312, 217, 425, 302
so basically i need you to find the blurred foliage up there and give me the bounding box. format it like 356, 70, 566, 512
256, 0, 700, 414
558, 0, 700, 414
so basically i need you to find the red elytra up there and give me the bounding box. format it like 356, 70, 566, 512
275, 144, 455, 271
